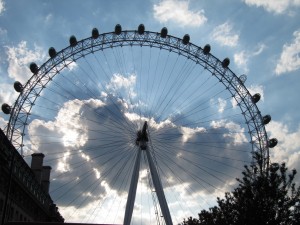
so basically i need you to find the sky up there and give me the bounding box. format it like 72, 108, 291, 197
0, 0, 300, 224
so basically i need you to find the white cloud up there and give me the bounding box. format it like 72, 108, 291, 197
267, 121, 300, 181
0, 116, 7, 130
153, 0, 207, 27
6, 41, 46, 84
0, 0, 5, 14
209, 97, 227, 113
234, 44, 266, 73
217, 98, 227, 113
106, 73, 137, 98
181, 126, 206, 142
247, 84, 264, 101
211, 22, 239, 47
243, 0, 300, 14
275, 30, 300, 75
45, 13, 53, 23
210, 119, 247, 145
0, 27, 7, 36
234, 51, 248, 71
25, 90, 252, 223
0, 83, 18, 105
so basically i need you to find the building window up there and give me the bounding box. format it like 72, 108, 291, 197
0, 198, 4, 213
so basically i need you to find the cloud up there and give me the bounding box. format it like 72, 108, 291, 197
0, 0, 5, 14
20, 57, 253, 223
45, 13, 53, 23
211, 22, 239, 47
243, 0, 300, 14
0, 83, 18, 105
26, 92, 252, 223
234, 44, 266, 73
153, 0, 207, 27
247, 84, 264, 101
0, 116, 7, 130
106, 73, 137, 98
267, 121, 300, 182
275, 30, 300, 75
6, 41, 46, 84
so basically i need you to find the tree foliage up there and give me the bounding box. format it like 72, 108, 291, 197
183, 153, 300, 225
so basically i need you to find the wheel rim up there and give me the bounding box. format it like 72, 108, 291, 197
5, 27, 271, 224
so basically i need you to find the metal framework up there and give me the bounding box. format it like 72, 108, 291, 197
6, 29, 270, 168
4, 27, 272, 224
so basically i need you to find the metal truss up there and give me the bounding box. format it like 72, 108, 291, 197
6, 29, 270, 168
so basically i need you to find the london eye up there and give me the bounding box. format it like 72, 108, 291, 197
2, 24, 277, 225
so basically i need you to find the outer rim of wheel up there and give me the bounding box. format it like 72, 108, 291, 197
6, 28, 270, 168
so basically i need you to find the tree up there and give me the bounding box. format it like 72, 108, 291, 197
183, 153, 300, 225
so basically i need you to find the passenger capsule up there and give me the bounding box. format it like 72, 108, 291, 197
182, 34, 190, 45
2, 103, 11, 114
115, 24, 122, 35
263, 115, 271, 125
29, 62, 38, 74
239, 74, 247, 84
252, 93, 261, 104
268, 138, 278, 148
160, 27, 168, 38
138, 24, 145, 35
222, 58, 230, 68
203, 44, 211, 55
92, 28, 99, 39
14, 81, 23, 92
69, 35, 77, 47
48, 47, 57, 58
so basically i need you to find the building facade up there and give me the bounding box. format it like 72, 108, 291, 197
0, 129, 64, 224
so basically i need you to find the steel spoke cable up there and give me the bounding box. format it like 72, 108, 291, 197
58, 70, 97, 100
87, 152, 136, 223
44, 140, 134, 164
170, 88, 229, 124
52, 146, 133, 202
151, 54, 180, 115
171, 70, 213, 115
154, 148, 222, 193
110, 47, 139, 122
149, 50, 171, 116
147, 49, 161, 119
35, 89, 137, 137
151, 137, 248, 153
49, 141, 134, 180
103, 147, 136, 223
64, 147, 133, 219
152, 55, 188, 118
85, 52, 137, 134
155, 59, 198, 121
153, 139, 251, 163
151, 149, 212, 209
84, 147, 138, 223
171, 79, 221, 117
48, 146, 129, 180
81, 56, 131, 128
93, 49, 138, 132
83, 58, 136, 133
149, 141, 247, 171
145, 46, 152, 118
138, 45, 143, 120
155, 139, 233, 183
143, 150, 198, 221
50, 148, 130, 195
181, 107, 240, 127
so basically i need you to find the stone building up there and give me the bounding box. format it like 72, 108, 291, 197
0, 129, 64, 224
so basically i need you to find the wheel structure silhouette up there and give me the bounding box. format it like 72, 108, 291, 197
2, 24, 278, 225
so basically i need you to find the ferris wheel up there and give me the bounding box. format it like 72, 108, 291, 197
2, 24, 278, 225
